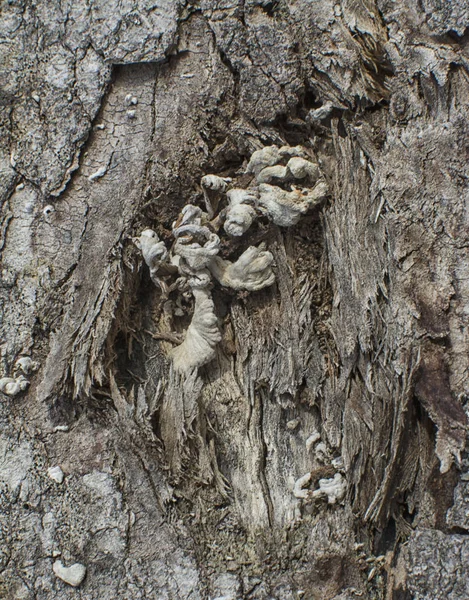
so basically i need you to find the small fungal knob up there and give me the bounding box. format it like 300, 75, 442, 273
311, 473, 346, 504
88, 166, 107, 182
53, 560, 86, 587
43, 205, 55, 219
201, 175, 230, 191
47, 465, 65, 484
125, 94, 138, 106
15, 356, 39, 375
0, 376, 29, 397
246, 145, 281, 175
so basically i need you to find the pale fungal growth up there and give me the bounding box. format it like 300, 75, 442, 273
307, 101, 334, 122
314, 441, 329, 462
278, 145, 308, 158
135, 143, 328, 371
201, 175, 231, 217
0, 376, 29, 396
293, 472, 312, 500
174, 231, 220, 273
136, 229, 168, 265
311, 473, 347, 504
171, 288, 222, 372
47, 466, 65, 484
173, 204, 204, 231
201, 175, 231, 192
256, 164, 289, 184
257, 180, 328, 227
43, 205, 55, 219
88, 166, 107, 181
134, 229, 176, 293
305, 430, 321, 452
52, 560, 86, 587
125, 94, 138, 105
224, 189, 257, 237
246, 145, 282, 175
286, 418, 301, 431
14, 356, 39, 375
209, 246, 275, 291
286, 157, 320, 181
331, 456, 345, 471
256, 157, 319, 184
293, 472, 347, 504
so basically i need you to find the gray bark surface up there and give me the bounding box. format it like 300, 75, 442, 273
1, 0, 468, 598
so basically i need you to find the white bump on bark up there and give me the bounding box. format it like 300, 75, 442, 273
314, 441, 329, 462
125, 94, 138, 105
286, 418, 301, 431
42, 205, 55, 219
293, 472, 312, 499
278, 145, 308, 158
53, 425, 70, 432
305, 430, 321, 451
331, 456, 344, 471
88, 166, 107, 181
47, 466, 65, 484
0, 376, 29, 396
286, 157, 320, 181
52, 560, 86, 587
14, 356, 39, 375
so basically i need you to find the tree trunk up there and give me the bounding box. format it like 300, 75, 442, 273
1, 1, 468, 598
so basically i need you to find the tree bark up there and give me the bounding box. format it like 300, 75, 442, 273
1, 1, 469, 598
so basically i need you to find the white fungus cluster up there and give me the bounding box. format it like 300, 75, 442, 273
0, 356, 39, 397
293, 429, 347, 505
135, 145, 328, 372
293, 471, 346, 504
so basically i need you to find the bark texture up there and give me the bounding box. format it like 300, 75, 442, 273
1, 1, 469, 598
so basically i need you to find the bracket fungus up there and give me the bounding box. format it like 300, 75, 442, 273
257, 181, 328, 227
135, 144, 327, 372
209, 246, 275, 291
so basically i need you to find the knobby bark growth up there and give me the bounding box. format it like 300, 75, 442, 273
1, 1, 468, 599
